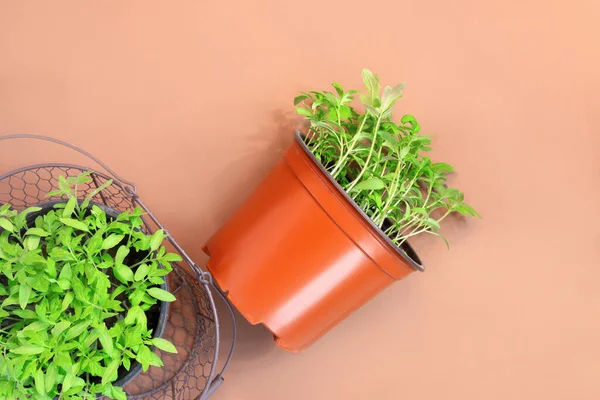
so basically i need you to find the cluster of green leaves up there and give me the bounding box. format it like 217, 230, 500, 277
295, 69, 480, 248
0, 173, 179, 400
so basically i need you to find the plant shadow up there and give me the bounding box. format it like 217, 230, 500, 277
203, 109, 296, 232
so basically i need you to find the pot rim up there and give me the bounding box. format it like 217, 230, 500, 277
294, 131, 424, 272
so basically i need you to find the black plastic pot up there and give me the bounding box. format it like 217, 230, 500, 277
7, 200, 170, 392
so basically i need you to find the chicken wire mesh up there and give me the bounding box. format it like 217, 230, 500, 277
0, 135, 236, 400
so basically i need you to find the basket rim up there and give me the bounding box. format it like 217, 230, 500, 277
0, 163, 128, 191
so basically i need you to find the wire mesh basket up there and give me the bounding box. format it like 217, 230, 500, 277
0, 134, 236, 400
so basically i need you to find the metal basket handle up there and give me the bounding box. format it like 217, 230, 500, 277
0, 134, 138, 195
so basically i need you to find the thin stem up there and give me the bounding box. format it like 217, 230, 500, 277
347, 115, 382, 191
128, 255, 154, 270
331, 114, 369, 178
378, 159, 405, 224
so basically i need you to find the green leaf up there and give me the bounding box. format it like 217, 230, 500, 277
427, 218, 441, 231
60, 218, 89, 232
149, 276, 166, 286
54, 352, 71, 370
82, 179, 113, 210
58, 176, 72, 195
58, 278, 71, 290
432, 162, 454, 173
147, 287, 176, 302
0, 218, 14, 232
1, 295, 18, 307
61, 292, 74, 311
148, 349, 163, 367
152, 266, 170, 277
296, 107, 312, 117
45, 257, 57, 279
293, 94, 309, 105
401, 114, 420, 132
339, 105, 352, 120
136, 345, 163, 371
323, 92, 337, 105
65, 320, 91, 340
364, 104, 379, 117
22, 359, 38, 380
102, 359, 120, 385
454, 203, 480, 218
124, 305, 140, 326
99, 327, 114, 355
101, 234, 124, 250
11, 345, 45, 355
413, 207, 429, 217
45, 363, 58, 393
13, 309, 37, 319
68, 378, 85, 394
24, 235, 41, 250
83, 328, 101, 348
151, 338, 177, 353
62, 196, 77, 218
50, 246, 72, 261
134, 263, 149, 281
162, 253, 182, 263
52, 320, 71, 336
59, 263, 72, 281
0, 202, 10, 212
62, 370, 75, 393
327, 108, 338, 121
399, 145, 410, 158
380, 83, 405, 109
34, 368, 45, 394
24, 321, 49, 337
331, 82, 344, 96
86, 232, 103, 256
353, 178, 385, 191
26, 227, 50, 237
150, 229, 165, 252
115, 264, 134, 282
378, 131, 399, 151
111, 386, 127, 400
115, 245, 129, 266
13, 207, 41, 229
373, 192, 383, 209
87, 359, 105, 376
122, 357, 131, 371
129, 288, 145, 306
361, 68, 381, 106
71, 277, 88, 300
67, 172, 92, 185
19, 285, 32, 309
439, 234, 451, 249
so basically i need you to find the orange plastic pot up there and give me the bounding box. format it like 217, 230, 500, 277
204, 132, 423, 352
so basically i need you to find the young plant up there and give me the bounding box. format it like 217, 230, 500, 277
0, 173, 179, 400
295, 69, 479, 248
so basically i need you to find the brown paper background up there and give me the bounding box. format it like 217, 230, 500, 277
1, 1, 599, 399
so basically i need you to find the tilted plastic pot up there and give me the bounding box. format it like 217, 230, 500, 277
204, 131, 423, 352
